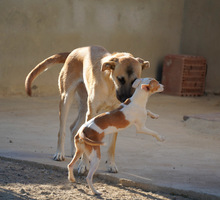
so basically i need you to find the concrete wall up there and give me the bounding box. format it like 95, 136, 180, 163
6, 0, 220, 96
0, 0, 184, 96
181, 0, 220, 94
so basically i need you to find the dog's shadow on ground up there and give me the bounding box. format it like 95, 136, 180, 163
0, 188, 35, 200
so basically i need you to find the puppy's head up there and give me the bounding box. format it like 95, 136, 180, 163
132, 78, 164, 94
101, 53, 150, 102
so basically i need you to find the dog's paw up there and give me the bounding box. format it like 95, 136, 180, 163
107, 162, 118, 173
152, 114, 159, 119
158, 135, 165, 142
53, 152, 65, 161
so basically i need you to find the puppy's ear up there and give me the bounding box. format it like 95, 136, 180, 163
132, 78, 142, 88
101, 57, 119, 71
149, 79, 158, 88
136, 57, 150, 70
141, 84, 150, 92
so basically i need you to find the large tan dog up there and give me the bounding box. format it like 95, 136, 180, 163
25, 45, 150, 173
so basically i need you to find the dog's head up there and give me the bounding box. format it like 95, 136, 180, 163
101, 53, 150, 102
132, 78, 164, 94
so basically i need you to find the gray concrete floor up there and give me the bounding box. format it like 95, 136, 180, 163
0, 94, 220, 199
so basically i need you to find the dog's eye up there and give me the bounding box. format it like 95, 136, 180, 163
117, 77, 126, 85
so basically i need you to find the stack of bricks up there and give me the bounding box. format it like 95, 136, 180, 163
162, 55, 207, 96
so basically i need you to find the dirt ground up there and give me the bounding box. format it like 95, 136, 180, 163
0, 158, 192, 200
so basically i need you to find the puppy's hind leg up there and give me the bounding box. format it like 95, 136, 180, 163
67, 137, 83, 182
86, 147, 101, 195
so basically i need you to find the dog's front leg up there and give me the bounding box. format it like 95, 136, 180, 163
106, 132, 118, 173
78, 101, 95, 174
136, 126, 165, 142
147, 110, 159, 119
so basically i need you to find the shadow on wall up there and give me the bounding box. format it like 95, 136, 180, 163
156, 61, 163, 83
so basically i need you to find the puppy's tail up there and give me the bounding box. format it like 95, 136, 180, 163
79, 134, 105, 146
25, 52, 70, 96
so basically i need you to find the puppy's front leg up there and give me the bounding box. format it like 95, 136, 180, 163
147, 110, 159, 119
136, 126, 165, 142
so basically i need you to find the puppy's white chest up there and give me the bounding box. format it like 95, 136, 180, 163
123, 105, 146, 122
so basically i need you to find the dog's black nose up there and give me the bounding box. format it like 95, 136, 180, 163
119, 97, 127, 103
117, 93, 132, 103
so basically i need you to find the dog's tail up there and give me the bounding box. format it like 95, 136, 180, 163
25, 52, 70, 96
79, 134, 105, 146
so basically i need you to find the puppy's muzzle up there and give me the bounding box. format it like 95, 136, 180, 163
159, 84, 164, 92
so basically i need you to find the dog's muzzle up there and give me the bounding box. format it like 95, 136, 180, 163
116, 87, 135, 103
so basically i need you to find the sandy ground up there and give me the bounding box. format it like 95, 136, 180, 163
0, 158, 191, 200
0, 94, 220, 199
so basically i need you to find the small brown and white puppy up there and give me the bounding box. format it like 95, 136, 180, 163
67, 78, 164, 195
25, 46, 150, 174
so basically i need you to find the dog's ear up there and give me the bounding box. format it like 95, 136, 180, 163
101, 57, 119, 71
132, 78, 142, 88
101, 61, 116, 71
136, 58, 150, 70
141, 84, 150, 92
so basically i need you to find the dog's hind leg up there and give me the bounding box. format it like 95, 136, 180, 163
86, 147, 101, 195
54, 84, 77, 161
54, 92, 74, 161
70, 82, 88, 155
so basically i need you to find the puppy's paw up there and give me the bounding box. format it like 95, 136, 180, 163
93, 190, 102, 195
68, 175, 75, 182
53, 152, 65, 161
